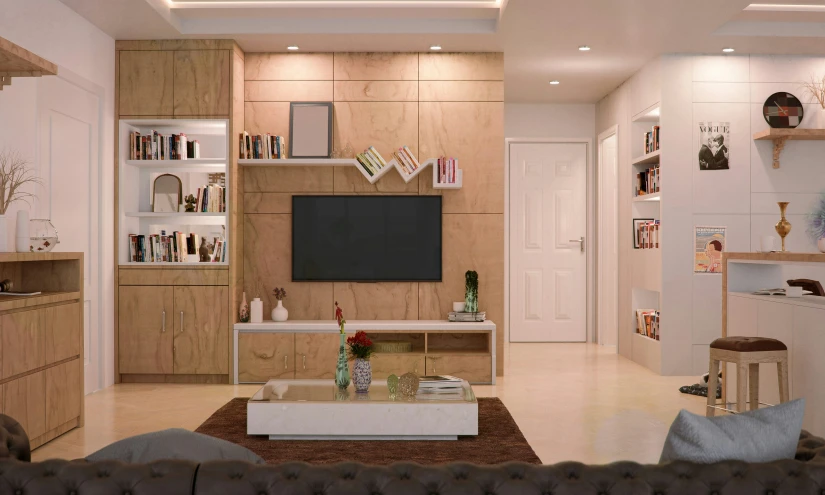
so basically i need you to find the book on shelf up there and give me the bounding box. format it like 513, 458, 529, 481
635, 309, 660, 340
419, 375, 463, 388
239, 131, 287, 160
635, 165, 660, 197
448, 311, 486, 322
636, 220, 660, 249
393, 146, 421, 176
129, 131, 199, 160
436, 157, 459, 184
128, 231, 226, 263
643, 125, 661, 155
194, 184, 226, 213
355, 146, 390, 177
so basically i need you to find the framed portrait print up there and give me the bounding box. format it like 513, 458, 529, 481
289, 102, 333, 159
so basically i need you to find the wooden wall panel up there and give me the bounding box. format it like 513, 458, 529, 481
244, 214, 333, 319
418, 53, 504, 81
333, 282, 419, 320
174, 50, 231, 116
244, 102, 290, 139
245, 53, 334, 81
245, 167, 334, 193
419, 81, 504, 102
119, 51, 174, 116
246, 81, 333, 101
334, 81, 418, 102
333, 53, 418, 80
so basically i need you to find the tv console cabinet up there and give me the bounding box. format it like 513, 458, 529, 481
233, 320, 496, 385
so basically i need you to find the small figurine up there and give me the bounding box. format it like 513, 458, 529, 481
199, 238, 210, 262
184, 194, 197, 212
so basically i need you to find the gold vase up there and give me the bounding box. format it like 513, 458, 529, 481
775, 202, 792, 252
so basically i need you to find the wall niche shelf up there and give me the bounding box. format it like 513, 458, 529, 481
631, 149, 661, 166
753, 128, 825, 169
240, 157, 463, 189
0, 36, 58, 90
633, 192, 661, 203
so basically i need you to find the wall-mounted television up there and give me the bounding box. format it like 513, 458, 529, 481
292, 195, 442, 282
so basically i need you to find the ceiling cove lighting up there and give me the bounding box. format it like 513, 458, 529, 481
287, 45, 299, 51
745, 3, 825, 12
430, 45, 442, 51
722, 47, 735, 53
578, 45, 591, 51
549, 80, 560, 85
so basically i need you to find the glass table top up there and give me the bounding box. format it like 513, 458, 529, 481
249, 379, 477, 404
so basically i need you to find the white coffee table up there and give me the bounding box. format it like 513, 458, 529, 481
247, 379, 478, 441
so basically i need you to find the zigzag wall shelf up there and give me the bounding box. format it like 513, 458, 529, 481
238, 157, 463, 189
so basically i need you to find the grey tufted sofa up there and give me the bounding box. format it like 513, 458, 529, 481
3, 414, 825, 495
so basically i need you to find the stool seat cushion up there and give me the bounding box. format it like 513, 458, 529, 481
710, 336, 787, 352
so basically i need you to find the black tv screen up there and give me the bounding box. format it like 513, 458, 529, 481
292, 195, 442, 282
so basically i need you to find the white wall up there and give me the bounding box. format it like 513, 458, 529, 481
0, 0, 115, 389
506, 103, 595, 139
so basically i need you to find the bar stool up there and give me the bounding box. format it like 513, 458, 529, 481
706, 336, 789, 417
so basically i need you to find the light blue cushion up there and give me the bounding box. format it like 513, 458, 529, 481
86, 428, 264, 464
660, 399, 805, 464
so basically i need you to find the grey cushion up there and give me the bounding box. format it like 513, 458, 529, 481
86, 429, 265, 464
660, 399, 805, 464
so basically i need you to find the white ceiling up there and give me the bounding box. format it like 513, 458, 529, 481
57, 0, 825, 103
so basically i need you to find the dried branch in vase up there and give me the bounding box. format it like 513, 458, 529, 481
801, 75, 825, 110
0, 149, 41, 215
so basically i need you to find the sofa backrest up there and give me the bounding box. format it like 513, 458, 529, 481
0, 414, 30, 463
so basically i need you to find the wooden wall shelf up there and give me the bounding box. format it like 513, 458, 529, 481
0, 36, 58, 90
753, 128, 825, 169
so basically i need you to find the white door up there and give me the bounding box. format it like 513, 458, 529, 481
509, 142, 587, 342
598, 132, 619, 346
37, 75, 101, 394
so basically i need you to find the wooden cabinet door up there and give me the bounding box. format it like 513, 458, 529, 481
1, 308, 45, 378
45, 359, 82, 431
118, 286, 174, 374
425, 355, 492, 384
44, 303, 81, 366
119, 51, 174, 116
173, 286, 229, 375
371, 354, 425, 379
294, 334, 339, 379
238, 333, 294, 382
3, 371, 46, 440
173, 50, 230, 116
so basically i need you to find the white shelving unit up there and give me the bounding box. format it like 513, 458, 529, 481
239, 156, 463, 189
118, 119, 230, 266
630, 104, 662, 372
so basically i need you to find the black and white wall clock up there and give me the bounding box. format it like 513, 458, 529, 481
763, 92, 804, 128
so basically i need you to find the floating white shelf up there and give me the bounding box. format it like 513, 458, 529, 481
632, 149, 661, 166
239, 156, 463, 189
120, 261, 228, 267
125, 212, 226, 218
125, 158, 227, 167
633, 192, 661, 202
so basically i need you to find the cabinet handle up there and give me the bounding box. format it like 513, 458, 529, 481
162, 310, 166, 333
302, 354, 306, 370
180, 311, 184, 332
284, 355, 288, 370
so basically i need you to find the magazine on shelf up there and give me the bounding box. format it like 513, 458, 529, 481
753, 288, 813, 296
448, 311, 486, 322
419, 375, 462, 387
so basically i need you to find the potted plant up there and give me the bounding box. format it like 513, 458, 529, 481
334, 302, 350, 389
272, 287, 288, 322
464, 270, 479, 313
0, 149, 41, 253
807, 193, 825, 253
347, 330, 374, 393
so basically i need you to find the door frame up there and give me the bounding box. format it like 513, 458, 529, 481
505, 138, 594, 344
596, 125, 619, 347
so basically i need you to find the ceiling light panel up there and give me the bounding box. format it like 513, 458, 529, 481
744, 3, 825, 12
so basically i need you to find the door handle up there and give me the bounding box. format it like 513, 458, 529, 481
570, 237, 585, 253
302, 354, 306, 370
284, 355, 288, 370
180, 311, 184, 332
162, 310, 166, 333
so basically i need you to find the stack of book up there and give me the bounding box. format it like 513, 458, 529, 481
128, 232, 227, 263
415, 375, 464, 400
636, 220, 660, 249
195, 184, 226, 213
436, 157, 459, 184
448, 311, 486, 322
636, 309, 660, 340
240, 132, 286, 159
643, 125, 660, 154
392, 146, 421, 176
355, 146, 388, 177
635, 165, 660, 197
129, 131, 200, 160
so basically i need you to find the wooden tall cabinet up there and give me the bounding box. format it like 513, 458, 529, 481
114, 40, 244, 384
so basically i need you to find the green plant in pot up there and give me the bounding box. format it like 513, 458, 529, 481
806, 193, 825, 253
464, 270, 479, 313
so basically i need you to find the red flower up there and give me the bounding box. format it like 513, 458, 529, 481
346, 331, 374, 359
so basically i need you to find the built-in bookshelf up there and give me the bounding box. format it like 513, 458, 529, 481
630, 103, 662, 373
118, 119, 230, 266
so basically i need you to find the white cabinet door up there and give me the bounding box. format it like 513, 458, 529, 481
756, 300, 793, 406
792, 306, 825, 433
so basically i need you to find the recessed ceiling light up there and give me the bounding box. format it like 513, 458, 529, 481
430, 45, 442, 51
287, 45, 299, 51
722, 47, 735, 53
549, 80, 560, 85
578, 45, 591, 51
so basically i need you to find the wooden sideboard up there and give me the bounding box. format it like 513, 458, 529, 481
0, 252, 84, 449
234, 320, 496, 385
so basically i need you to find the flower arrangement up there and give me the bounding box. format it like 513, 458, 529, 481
272, 287, 287, 301
801, 75, 825, 109
806, 193, 825, 244
346, 331, 374, 360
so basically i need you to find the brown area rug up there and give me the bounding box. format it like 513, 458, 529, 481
195, 397, 540, 465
